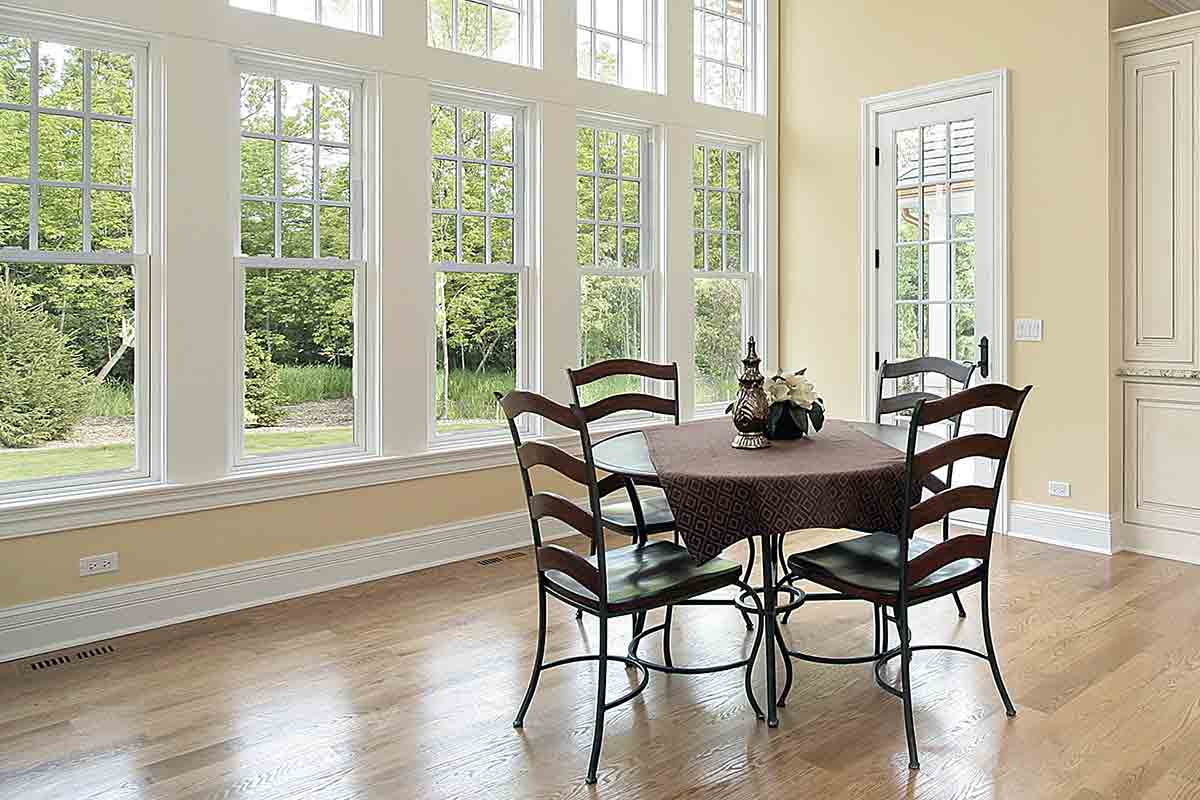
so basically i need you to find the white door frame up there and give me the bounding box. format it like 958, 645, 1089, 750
859, 69, 1010, 531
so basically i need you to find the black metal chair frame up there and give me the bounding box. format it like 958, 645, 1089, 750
498, 390, 766, 785
775, 383, 1032, 770
567, 358, 756, 644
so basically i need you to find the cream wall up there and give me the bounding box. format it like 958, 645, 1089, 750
779, 0, 1114, 514
0, 0, 778, 610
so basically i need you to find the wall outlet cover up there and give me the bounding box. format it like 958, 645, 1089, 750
1048, 481, 1071, 498
79, 552, 119, 577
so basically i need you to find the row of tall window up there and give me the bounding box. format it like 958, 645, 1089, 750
0, 14, 761, 505
230, 0, 761, 113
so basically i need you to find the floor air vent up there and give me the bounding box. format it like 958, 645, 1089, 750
26, 643, 116, 672
477, 552, 526, 567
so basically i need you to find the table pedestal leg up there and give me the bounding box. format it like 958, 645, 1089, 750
761, 532, 778, 728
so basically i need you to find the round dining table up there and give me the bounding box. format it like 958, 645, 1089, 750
591, 418, 944, 728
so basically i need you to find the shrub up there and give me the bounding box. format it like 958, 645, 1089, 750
244, 332, 285, 427
0, 281, 91, 447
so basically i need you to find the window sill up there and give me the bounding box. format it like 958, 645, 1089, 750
0, 418, 666, 540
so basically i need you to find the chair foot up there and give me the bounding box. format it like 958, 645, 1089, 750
575, 608, 583, 621
1006, 709, 1017, 718
909, 759, 920, 771
512, 720, 523, 729
952, 591, 967, 619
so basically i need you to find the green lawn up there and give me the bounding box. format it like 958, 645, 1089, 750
0, 427, 354, 482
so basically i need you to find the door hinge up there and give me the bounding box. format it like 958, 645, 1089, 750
874, 351, 880, 371
874, 147, 881, 167
874, 249, 880, 270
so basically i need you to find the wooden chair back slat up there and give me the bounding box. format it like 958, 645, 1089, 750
497, 391, 582, 432
908, 486, 995, 532
519, 441, 589, 484
879, 391, 942, 416
530, 492, 597, 538
911, 433, 1009, 481
905, 534, 989, 584
536, 543, 602, 596
881, 356, 975, 385
915, 383, 1028, 428
580, 393, 677, 423
569, 358, 678, 386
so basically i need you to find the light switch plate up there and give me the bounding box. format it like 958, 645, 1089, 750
1015, 318, 1043, 342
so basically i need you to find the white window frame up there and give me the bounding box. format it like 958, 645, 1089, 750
429, 88, 535, 447
574, 116, 661, 415
427, 0, 536, 67
692, 135, 762, 414
575, 0, 660, 93
0, 12, 161, 501
229, 0, 380, 36
692, 0, 760, 113
231, 54, 379, 472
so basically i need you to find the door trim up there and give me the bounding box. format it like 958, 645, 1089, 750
858, 69, 1011, 531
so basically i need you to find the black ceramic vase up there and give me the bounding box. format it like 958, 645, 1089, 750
766, 401, 824, 441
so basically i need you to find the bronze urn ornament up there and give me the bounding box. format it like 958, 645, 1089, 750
727, 337, 771, 450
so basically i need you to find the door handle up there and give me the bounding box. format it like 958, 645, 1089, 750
977, 336, 989, 379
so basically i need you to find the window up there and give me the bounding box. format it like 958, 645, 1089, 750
576, 0, 656, 92
237, 65, 371, 465
431, 98, 526, 437
575, 121, 654, 403
229, 0, 377, 34
692, 140, 753, 407
0, 32, 151, 496
693, 0, 754, 111
428, 0, 527, 65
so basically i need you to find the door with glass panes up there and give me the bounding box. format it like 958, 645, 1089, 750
876, 94, 999, 518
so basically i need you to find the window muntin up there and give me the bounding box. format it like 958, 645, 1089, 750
237, 67, 367, 465
576, 0, 655, 92
230, 0, 377, 34
693, 0, 753, 112
692, 140, 752, 407
428, 0, 527, 65
431, 99, 526, 437
576, 122, 653, 403
0, 32, 150, 497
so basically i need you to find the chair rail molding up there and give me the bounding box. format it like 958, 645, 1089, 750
0, 506, 579, 664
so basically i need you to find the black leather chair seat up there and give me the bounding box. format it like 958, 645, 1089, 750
600, 492, 675, 535
545, 540, 741, 614
787, 532, 983, 601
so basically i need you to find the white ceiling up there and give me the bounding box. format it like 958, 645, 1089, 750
1150, 0, 1200, 14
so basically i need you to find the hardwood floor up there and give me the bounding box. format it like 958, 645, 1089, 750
3, 529, 1200, 799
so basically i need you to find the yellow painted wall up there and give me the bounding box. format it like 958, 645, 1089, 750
778, 1, 1114, 513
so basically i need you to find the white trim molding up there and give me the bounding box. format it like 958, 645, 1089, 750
1008, 501, 1115, 555
0, 505, 577, 663
1148, 1, 1199, 17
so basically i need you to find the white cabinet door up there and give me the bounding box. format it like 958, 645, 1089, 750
1125, 382, 1200, 534
1123, 44, 1195, 364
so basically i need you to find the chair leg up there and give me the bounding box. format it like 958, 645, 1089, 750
944, 518, 967, 619
585, 613, 609, 785
896, 604, 919, 770
513, 587, 547, 728
662, 605, 674, 667
577, 538, 599, 621
981, 578, 1017, 717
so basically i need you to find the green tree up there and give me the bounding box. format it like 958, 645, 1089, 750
244, 331, 285, 427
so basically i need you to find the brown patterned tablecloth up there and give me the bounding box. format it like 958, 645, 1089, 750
644, 418, 908, 563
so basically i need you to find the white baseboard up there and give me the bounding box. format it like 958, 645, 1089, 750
1119, 521, 1200, 566
1007, 501, 1115, 555
0, 507, 575, 664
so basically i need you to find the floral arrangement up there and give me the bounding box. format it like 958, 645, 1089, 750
765, 370, 825, 440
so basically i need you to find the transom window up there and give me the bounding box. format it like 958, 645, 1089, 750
0, 31, 151, 496
428, 0, 527, 65
431, 98, 527, 437
236, 65, 370, 465
576, 121, 655, 403
576, 0, 656, 92
693, 0, 753, 111
692, 140, 753, 407
230, 0, 377, 33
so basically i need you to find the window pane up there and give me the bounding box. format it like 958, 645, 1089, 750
319, 86, 351, 143
598, 178, 618, 222
725, 233, 742, 271
91, 49, 135, 117
620, 180, 639, 223
598, 130, 618, 174
724, 66, 744, 109
725, 150, 741, 190
461, 215, 485, 262
432, 213, 457, 262
596, 0, 619, 32
726, 190, 741, 231
577, 175, 596, 219
694, 277, 743, 405
621, 227, 639, 268
595, 34, 619, 83
953, 240, 976, 300
577, 0, 591, 27
577, 27, 592, 78
282, 142, 314, 198
897, 245, 919, 302
624, 0, 645, 39
0, 263, 137, 483
38, 186, 83, 250
280, 203, 314, 258
435, 271, 518, 433
428, 0, 454, 48
580, 274, 643, 403
322, 0, 359, 31
622, 40, 645, 89
460, 109, 485, 159
460, 1, 489, 58
91, 190, 133, 252
0, 184, 30, 248
0, 36, 32, 105
93, 120, 134, 186
726, 18, 744, 66
319, 146, 350, 202
319, 205, 351, 259
598, 224, 618, 266
280, 80, 314, 139
241, 200, 275, 256
37, 43, 83, 111
432, 104, 456, 156
621, 134, 640, 177
704, 13, 723, 59
578, 223, 596, 266
693, 189, 704, 228
37, 114, 83, 181
432, 158, 457, 210
490, 217, 514, 263
693, 232, 704, 270
0, 110, 30, 178
462, 163, 486, 212
489, 165, 514, 214
492, 7, 520, 63
243, 267, 356, 457
577, 127, 595, 172
277, 0, 317, 22
489, 113, 514, 162
240, 74, 275, 135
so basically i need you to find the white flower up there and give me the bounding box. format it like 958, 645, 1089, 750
767, 377, 791, 404
784, 372, 817, 409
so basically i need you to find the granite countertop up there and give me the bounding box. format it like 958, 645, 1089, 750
1117, 366, 1200, 380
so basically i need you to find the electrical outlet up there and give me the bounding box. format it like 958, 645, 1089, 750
1048, 481, 1071, 499
79, 552, 119, 577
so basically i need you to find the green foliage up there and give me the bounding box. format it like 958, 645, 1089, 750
245, 269, 355, 367
87, 380, 134, 417
435, 368, 513, 425
278, 365, 353, 404
694, 279, 744, 404
0, 280, 91, 447
244, 331, 285, 427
